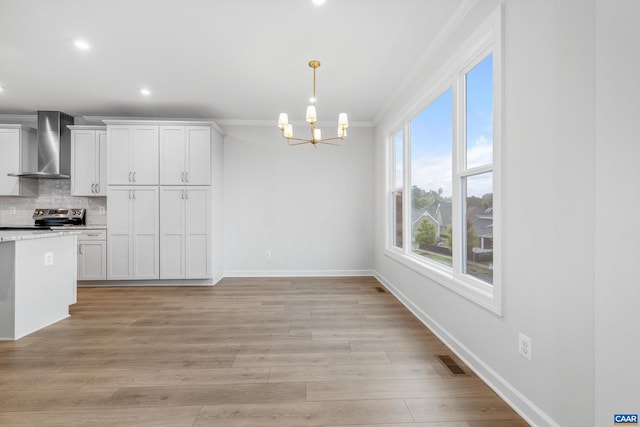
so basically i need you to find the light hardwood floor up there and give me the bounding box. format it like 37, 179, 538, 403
0, 277, 529, 426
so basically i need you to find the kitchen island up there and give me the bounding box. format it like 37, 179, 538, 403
0, 230, 78, 340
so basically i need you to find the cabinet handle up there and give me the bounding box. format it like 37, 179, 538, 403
91, 183, 95, 193
96, 183, 100, 194
79, 244, 83, 255
87, 233, 100, 237
181, 171, 185, 182
129, 171, 132, 182
132, 171, 136, 183
186, 172, 190, 183
186, 189, 189, 199
133, 189, 136, 199
128, 189, 132, 199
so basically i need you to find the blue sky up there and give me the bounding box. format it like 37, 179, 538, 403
406, 54, 493, 198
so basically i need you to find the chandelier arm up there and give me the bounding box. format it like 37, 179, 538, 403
316, 136, 345, 143
285, 136, 314, 143
317, 140, 344, 146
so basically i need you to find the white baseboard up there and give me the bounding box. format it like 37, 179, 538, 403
223, 269, 375, 278
373, 271, 560, 427
78, 279, 218, 287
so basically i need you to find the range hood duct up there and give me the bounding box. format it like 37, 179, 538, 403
8, 111, 74, 179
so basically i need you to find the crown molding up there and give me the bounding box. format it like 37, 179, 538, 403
83, 115, 224, 135
0, 114, 37, 123
374, 0, 478, 123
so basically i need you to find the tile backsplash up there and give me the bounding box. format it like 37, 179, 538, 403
0, 179, 106, 225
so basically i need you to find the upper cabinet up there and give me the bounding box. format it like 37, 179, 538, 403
69, 126, 107, 196
159, 126, 211, 185
0, 125, 37, 197
107, 125, 159, 185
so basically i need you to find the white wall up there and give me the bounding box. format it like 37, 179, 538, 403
375, 1, 599, 425
595, 0, 640, 425
223, 124, 374, 276
211, 127, 225, 283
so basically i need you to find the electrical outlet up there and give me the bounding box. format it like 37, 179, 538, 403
9, 207, 16, 215
265, 250, 271, 259
99, 206, 106, 214
44, 252, 54, 266
518, 332, 532, 360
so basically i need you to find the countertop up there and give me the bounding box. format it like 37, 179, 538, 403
50, 225, 107, 230
0, 229, 80, 242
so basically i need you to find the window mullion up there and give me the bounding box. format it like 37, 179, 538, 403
451, 73, 464, 276
402, 121, 411, 254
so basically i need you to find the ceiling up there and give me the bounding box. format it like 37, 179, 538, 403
0, 0, 464, 123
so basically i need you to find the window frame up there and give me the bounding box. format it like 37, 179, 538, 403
384, 8, 503, 315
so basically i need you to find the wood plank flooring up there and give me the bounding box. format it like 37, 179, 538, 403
0, 277, 529, 426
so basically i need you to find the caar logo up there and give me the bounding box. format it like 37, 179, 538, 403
614, 414, 638, 425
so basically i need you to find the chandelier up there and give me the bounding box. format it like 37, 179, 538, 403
278, 60, 349, 147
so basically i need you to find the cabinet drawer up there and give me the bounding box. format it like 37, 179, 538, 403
77, 230, 107, 241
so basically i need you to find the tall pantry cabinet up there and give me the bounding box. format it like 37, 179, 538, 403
159, 126, 212, 279
104, 120, 213, 281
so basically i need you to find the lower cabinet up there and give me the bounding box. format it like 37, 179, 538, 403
107, 186, 159, 280
160, 186, 211, 279
77, 229, 107, 280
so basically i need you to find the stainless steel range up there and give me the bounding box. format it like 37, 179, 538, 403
33, 208, 86, 227
0, 208, 86, 230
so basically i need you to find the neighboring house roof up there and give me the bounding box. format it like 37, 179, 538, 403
470, 206, 494, 238
411, 209, 436, 225
435, 203, 452, 229
411, 209, 439, 228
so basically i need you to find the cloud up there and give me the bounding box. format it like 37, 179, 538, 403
410, 135, 493, 197
466, 135, 493, 167
411, 153, 453, 196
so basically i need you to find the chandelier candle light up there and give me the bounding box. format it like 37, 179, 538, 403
278, 60, 349, 147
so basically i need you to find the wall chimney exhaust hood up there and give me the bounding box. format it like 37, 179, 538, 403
8, 111, 74, 179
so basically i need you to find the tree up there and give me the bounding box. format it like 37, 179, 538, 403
440, 222, 479, 254
415, 219, 437, 249
412, 186, 449, 216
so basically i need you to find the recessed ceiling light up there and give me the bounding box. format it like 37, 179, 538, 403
312, 0, 326, 5
0, 86, 4, 93
139, 88, 151, 96
74, 39, 91, 51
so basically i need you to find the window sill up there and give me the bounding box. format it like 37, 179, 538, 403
384, 248, 502, 316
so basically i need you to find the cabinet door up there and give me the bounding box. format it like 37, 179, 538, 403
0, 129, 21, 195
132, 186, 159, 279
78, 241, 106, 280
71, 130, 98, 196
107, 187, 133, 279
160, 187, 186, 279
108, 126, 132, 185
185, 187, 211, 278
186, 126, 211, 185
131, 126, 159, 185
96, 131, 107, 195
160, 126, 186, 185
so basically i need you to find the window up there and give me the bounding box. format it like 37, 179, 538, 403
385, 8, 501, 313
410, 88, 453, 267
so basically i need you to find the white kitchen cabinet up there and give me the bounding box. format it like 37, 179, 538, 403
160, 186, 211, 279
0, 125, 37, 196
107, 125, 159, 185
159, 126, 210, 185
107, 186, 159, 280
70, 126, 106, 196
77, 229, 107, 280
